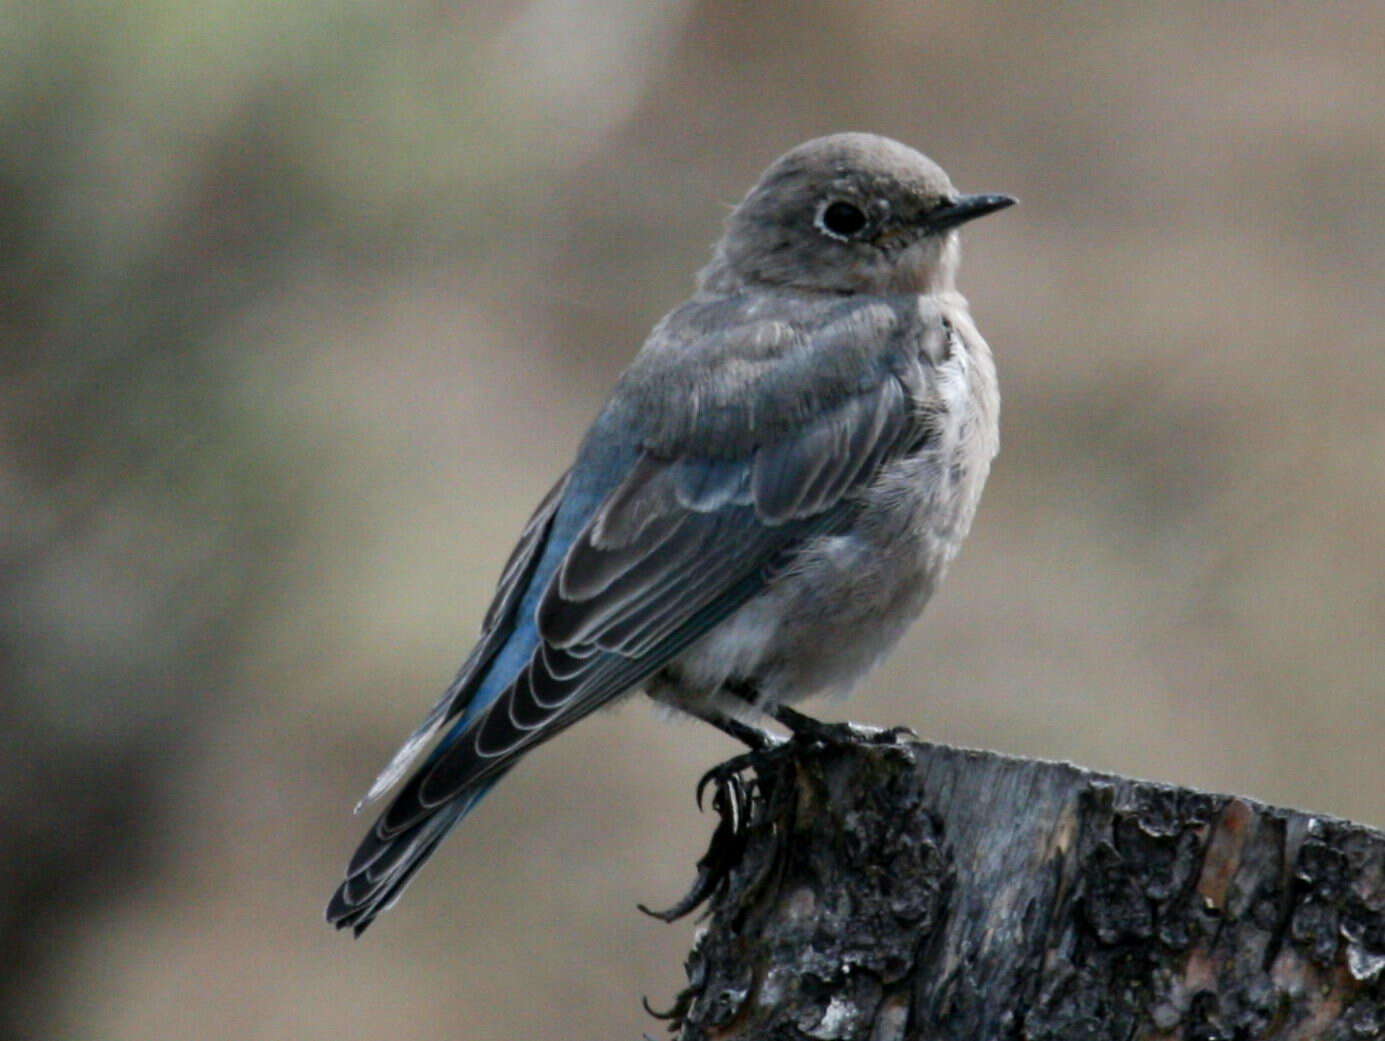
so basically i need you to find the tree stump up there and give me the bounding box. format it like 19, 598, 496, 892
652, 735, 1385, 1040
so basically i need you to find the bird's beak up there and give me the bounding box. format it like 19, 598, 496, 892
922, 193, 1016, 233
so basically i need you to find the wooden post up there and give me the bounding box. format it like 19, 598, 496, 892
652, 736, 1385, 1040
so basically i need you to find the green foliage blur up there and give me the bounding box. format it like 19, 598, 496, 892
1, 2, 1381, 1038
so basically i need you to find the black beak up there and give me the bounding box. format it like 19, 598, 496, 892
922, 193, 1016, 233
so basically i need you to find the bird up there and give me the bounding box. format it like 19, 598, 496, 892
327, 132, 1013, 934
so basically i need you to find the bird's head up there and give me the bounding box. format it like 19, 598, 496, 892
703, 133, 1013, 296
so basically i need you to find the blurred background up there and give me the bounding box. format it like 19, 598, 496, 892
2, 1, 1381, 1038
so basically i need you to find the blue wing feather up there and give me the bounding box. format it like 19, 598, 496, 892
328, 291, 936, 932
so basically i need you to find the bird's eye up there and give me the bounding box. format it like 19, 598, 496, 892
817, 200, 868, 239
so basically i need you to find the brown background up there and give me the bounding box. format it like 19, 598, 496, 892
2, 2, 1381, 1038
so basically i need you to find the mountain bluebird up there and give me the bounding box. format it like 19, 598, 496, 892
327, 132, 1013, 933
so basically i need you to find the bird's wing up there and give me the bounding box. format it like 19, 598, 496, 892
373, 299, 939, 827
357, 469, 571, 807
330, 296, 945, 930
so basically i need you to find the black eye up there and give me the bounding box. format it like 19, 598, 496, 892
819, 200, 868, 238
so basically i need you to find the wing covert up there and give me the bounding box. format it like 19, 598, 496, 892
390, 365, 926, 825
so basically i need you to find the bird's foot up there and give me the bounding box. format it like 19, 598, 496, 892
639, 713, 915, 924
638, 746, 778, 923
770, 703, 916, 747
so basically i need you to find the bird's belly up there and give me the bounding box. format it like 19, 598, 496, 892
668, 448, 982, 709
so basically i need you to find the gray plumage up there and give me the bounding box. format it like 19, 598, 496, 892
328, 132, 1013, 933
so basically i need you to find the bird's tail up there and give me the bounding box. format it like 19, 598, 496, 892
325, 774, 502, 936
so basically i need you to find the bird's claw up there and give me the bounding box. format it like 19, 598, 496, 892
639, 749, 772, 923
868, 723, 919, 745
640, 714, 915, 924
694, 747, 766, 813
772, 704, 915, 747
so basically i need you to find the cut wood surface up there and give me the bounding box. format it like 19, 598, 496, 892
653, 735, 1385, 1040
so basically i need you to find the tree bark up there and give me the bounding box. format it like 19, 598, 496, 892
654, 735, 1385, 1041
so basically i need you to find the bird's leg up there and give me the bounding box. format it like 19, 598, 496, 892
768, 702, 853, 742
720, 679, 867, 745
718, 677, 916, 747
703, 711, 780, 751
649, 675, 781, 751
